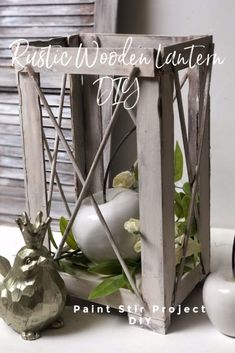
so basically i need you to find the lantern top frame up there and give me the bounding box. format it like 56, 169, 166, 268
13, 33, 213, 77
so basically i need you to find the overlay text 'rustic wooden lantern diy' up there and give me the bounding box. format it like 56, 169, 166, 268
14, 33, 213, 334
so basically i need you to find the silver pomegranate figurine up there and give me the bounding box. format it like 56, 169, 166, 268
0, 212, 67, 340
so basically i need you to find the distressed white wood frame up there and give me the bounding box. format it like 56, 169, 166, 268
15, 33, 213, 334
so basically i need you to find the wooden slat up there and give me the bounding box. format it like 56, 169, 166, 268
0, 68, 71, 88
0, 38, 66, 49
42, 106, 71, 118
0, 93, 19, 103
0, 166, 23, 180
99, 77, 113, 174
162, 36, 212, 72
198, 63, 211, 274
0, 155, 73, 173
0, 194, 74, 220
70, 82, 86, 192
0, 48, 13, 58
0, 185, 75, 205
0, 185, 24, 198
0, 177, 24, 188
92, 0, 119, 175
0, 155, 22, 168
0, 145, 22, 158
81, 33, 156, 48
15, 46, 156, 77
0, 123, 20, 135
0, 134, 21, 147
0, 0, 94, 5
0, 16, 94, 27
80, 35, 104, 193
0, 101, 71, 117
0, 4, 94, 17
18, 71, 48, 220
0, 26, 92, 38
80, 33, 207, 49
0, 166, 74, 182
42, 117, 71, 129
160, 72, 175, 309
0, 115, 19, 125
0, 145, 70, 161
69, 37, 86, 196
49, 184, 75, 201
0, 134, 73, 150
44, 127, 72, 140
0, 103, 20, 115
136, 77, 174, 333
94, 0, 118, 32
188, 67, 200, 170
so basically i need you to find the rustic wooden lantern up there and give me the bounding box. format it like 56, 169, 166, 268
14, 33, 213, 334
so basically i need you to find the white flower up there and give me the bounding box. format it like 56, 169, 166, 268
124, 218, 140, 234
134, 240, 141, 253
113, 171, 136, 189
124, 218, 141, 253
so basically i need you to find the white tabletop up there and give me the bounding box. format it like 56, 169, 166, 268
0, 225, 235, 352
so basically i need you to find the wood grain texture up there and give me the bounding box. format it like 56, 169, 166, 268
0, 0, 94, 4
100, 77, 113, 174
79, 34, 104, 193
68, 35, 86, 196
94, 0, 118, 33
0, 16, 94, 27
136, 76, 174, 332
17, 71, 48, 220
0, 4, 94, 17
160, 72, 175, 310
14, 46, 156, 77
175, 265, 205, 305
188, 67, 199, 170
197, 61, 212, 275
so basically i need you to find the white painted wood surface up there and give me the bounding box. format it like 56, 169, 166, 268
17, 71, 48, 221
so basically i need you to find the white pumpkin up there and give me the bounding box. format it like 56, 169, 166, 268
72, 188, 140, 263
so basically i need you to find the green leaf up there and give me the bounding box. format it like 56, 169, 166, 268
58, 259, 77, 275
59, 216, 78, 251
89, 260, 122, 275
48, 226, 58, 249
183, 182, 191, 195
183, 265, 194, 273
66, 254, 90, 268
175, 191, 182, 204
174, 191, 184, 218
175, 203, 183, 219
88, 274, 127, 300
175, 221, 186, 237
182, 195, 191, 219
174, 142, 183, 182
